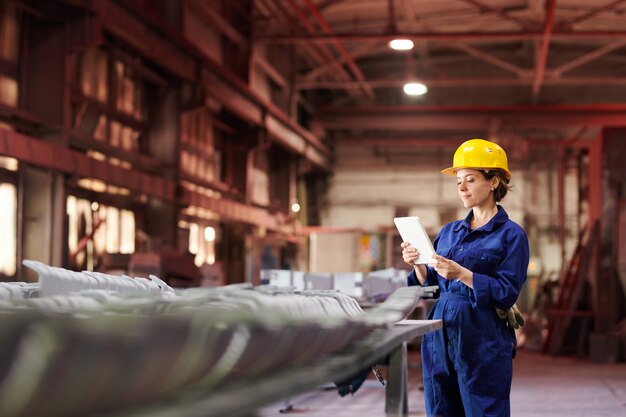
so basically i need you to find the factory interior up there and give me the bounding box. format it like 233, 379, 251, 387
0, 0, 625, 416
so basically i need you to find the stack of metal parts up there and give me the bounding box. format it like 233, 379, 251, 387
0, 260, 435, 417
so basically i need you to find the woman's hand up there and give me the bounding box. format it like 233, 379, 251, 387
429, 254, 474, 288
401, 241, 419, 266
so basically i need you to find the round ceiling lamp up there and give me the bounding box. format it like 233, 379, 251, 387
403, 82, 428, 96
388, 38, 414, 51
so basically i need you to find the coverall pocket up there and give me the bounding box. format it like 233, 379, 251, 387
466, 250, 501, 275
461, 333, 513, 398
422, 332, 447, 378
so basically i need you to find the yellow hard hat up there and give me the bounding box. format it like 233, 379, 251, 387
441, 138, 511, 180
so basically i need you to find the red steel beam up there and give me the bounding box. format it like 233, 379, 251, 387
270, 0, 343, 73
321, 103, 626, 113
459, 0, 532, 29
282, 0, 373, 99
561, 0, 626, 28
0, 129, 176, 201
336, 137, 465, 147
182, 187, 295, 233
551, 39, 626, 76
317, 106, 626, 131
257, 30, 626, 44
300, 0, 375, 99
532, 0, 556, 100
78, 0, 330, 170
297, 76, 626, 90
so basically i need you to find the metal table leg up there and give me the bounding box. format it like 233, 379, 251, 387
385, 341, 408, 417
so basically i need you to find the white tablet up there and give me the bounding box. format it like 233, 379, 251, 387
393, 216, 436, 264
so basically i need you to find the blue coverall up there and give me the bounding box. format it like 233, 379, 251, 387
407, 206, 529, 417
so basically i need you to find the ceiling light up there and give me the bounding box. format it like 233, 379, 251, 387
403, 82, 428, 96
291, 201, 301, 213
388, 39, 414, 51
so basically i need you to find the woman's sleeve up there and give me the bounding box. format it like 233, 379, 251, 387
407, 232, 441, 287
471, 227, 530, 309
406, 267, 438, 287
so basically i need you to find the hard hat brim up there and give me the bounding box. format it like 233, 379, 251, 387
440, 166, 511, 180
440, 167, 457, 176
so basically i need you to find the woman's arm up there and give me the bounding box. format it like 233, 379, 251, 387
402, 242, 437, 286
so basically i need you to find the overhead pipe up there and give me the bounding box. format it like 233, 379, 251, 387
532, 0, 556, 100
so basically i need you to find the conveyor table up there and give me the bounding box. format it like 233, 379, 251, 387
107, 319, 442, 417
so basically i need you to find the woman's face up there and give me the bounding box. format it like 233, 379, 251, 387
456, 169, 496, 209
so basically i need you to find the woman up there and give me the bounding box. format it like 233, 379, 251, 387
402, 138, 529, 417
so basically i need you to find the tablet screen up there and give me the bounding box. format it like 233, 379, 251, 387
393, 216, 435, 264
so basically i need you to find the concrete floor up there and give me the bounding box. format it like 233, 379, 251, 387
258, 350, 626, 416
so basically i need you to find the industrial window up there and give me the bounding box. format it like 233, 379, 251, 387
180, 109, 218, 183
0, 181, 16, 277
67, 195, 135, 271
0, 1, 19, 107
179, 220, 216, 267
0, 74, 17, 106
113, 60, 144, 121
79, 48, 108, 103
74, 49, 145, 154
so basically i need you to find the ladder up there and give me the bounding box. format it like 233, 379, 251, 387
543, 222, 599, 355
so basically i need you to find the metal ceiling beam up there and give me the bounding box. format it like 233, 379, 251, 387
318, 104, 626, 129
551, 38, 626, 76
300, 0, 376, 99
451, 43, 529, 77
532, 0, 556, 100
322, 103, 626, 112
459, 0, 532, 30
186, 0, 246, 46
251, 48, 287, 89
300, 43, 381, 82
281, 0, 366, 100
296, 76, 626, 89
336, 137, 465, 147
560, 0, 626, 28
257, 30, 626, 44
320, 113, 626, 130
337, 136, 594, 148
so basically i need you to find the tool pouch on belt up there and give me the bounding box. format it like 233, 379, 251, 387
495, 304, 525, 329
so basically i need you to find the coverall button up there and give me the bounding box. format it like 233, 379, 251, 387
459, 247, 464, 251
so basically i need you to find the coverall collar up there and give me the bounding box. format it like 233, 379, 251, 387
454, 205, 509, 232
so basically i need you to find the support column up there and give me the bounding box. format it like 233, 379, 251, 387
145, 86, 180, 249
20, 167, 63, 281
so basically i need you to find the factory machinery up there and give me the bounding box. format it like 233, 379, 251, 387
0, 261, 440, 417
